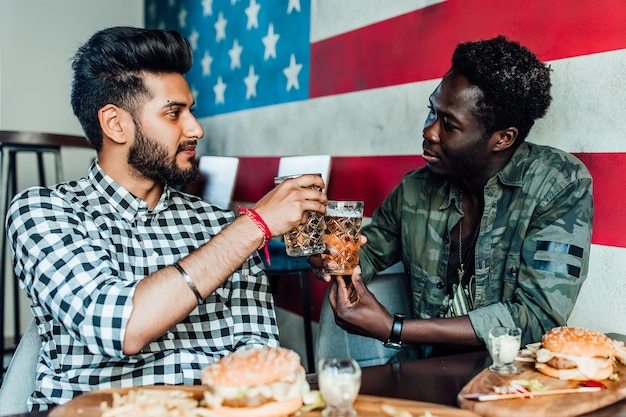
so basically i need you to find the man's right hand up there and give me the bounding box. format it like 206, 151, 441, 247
309, 234, 367, 282
252, 173, 327, 237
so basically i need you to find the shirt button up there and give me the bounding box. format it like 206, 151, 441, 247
436, 282, 445, 289
141, 215, 148, 222
167, 332, 175, 340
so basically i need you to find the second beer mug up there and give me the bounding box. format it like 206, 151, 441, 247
274, 174, 326, 257
323, 201, 364, 275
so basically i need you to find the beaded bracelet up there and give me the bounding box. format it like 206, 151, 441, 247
237, 206, 272, 265
173, 262, 203, 305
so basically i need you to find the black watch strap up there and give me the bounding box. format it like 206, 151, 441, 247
383, 313, 405, 350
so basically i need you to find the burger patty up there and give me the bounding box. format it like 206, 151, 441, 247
222, 393, 273, 408
546, 356, 578, 369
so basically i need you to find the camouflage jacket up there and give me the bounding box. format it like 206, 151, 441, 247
360, 142, 593, 346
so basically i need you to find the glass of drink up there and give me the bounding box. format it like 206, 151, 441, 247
323, 201, 364, 275
318, 357, 361, 417
274, 174, 326, 257
487, 326, 522, 374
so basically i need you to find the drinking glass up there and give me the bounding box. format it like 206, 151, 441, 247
487, 326, 522, 374
274, 174, 326, 257
318, 358, 361, 417
323, 201, 364, 275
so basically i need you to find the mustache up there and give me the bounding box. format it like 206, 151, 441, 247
177, 140, 197, 152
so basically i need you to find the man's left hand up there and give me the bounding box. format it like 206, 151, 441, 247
328, 266, 394, 341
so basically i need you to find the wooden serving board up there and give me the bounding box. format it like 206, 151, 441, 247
302, 395, 481, 416
49, 385, 481, 417
458, 360, 626, 417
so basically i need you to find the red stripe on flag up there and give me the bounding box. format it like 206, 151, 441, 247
310, 0, 626, 97
232, 156, 280, 204
326, 156, 423, 217
573, 152, 626, 249
234, 153, 626, 249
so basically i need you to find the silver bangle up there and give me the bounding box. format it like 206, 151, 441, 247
173, 262, 203, 305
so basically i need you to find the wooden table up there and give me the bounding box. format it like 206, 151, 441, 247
354, 351, 626, 416
7, 349, 626, 417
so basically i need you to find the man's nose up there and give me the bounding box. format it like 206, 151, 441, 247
423, 120, 439, 143
186, 116, 204, 140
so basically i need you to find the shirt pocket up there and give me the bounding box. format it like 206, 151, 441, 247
408, 261, 445, 319
501, 253, 520, 301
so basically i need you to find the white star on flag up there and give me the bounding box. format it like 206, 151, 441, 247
228, 39, 243, 69
213, 76, 227, 104
214, 12, 227, 42
262, 24, 279, 60
244, 66, 260, 99
283, 54, 302, 91
287, 0, 301, 14
202, 0, 212, 16
245, 0, 261, 30
201, 50, 213, 76
178, 7, 187, 28
188, 30, 199, 51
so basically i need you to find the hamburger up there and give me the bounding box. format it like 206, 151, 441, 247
535, 326, 616, 381
201, 347, 310, 417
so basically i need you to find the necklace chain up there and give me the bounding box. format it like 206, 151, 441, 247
458, 190, 480, 281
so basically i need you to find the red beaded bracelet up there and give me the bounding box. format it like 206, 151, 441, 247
237, 206, 272, 265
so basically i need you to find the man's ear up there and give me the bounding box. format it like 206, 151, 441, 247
492, 127, 518, 152
98, 104, 130, 145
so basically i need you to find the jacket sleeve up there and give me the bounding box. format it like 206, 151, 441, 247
359, 183, 406, 282
469, 175, 593, 346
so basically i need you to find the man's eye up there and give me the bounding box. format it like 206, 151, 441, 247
442, 116, 456, 130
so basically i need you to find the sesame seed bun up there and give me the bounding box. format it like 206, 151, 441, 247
201, 347, 309, 415
535, 326, 616, 381
541, 326, 616, 358
201, 346, 302, 386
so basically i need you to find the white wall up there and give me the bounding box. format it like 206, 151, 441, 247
0, 0, 144, 341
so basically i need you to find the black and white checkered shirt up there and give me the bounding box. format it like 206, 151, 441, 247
6, 161, 279, 410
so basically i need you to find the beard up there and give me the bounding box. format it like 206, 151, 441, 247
128, 127, 198, 186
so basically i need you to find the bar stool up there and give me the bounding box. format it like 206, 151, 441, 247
0, 131, 92, 363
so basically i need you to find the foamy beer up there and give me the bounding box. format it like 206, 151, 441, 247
274, 174, 326, 257
323, 201, 364, 275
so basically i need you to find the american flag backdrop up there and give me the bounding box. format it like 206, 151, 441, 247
146, 0, 311, 116
146, 0, 626, 334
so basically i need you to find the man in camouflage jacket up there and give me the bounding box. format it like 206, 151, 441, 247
314, 36, 592, 361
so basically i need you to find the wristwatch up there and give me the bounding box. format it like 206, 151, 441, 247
383, 313, 405, 350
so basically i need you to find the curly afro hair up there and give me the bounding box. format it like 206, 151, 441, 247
450, 35, 552, 143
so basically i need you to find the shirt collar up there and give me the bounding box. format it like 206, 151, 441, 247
88, 161, 172, 221
496, 141, 531, 188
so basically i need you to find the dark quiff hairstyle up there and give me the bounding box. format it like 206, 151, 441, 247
71, 26, 193, 151
450, 35, 552, 144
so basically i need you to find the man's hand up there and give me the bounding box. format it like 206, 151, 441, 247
328, 266, 394, 341
252, 174, 327, 237
309, 234, 367, 282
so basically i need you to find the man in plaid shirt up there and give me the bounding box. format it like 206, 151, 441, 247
5, 26, 327, 411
